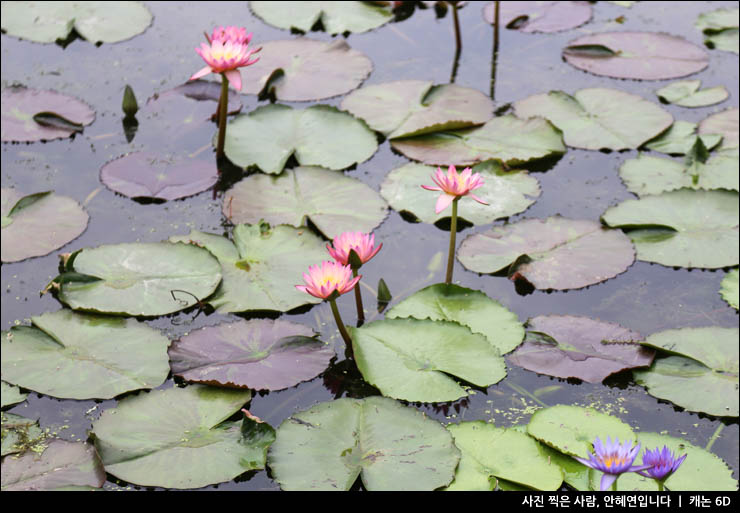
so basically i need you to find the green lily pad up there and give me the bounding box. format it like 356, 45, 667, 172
1, 309, 170, 400
644, 121, 722, 155
1, 86, 95, 142
527, 405, 635, 459
350, 317, 507, 403
170, 224, 328, 313
53, 241, 222, 316
539, 442, 590, 491
0, 1, 152, 44
619, 152, 739, 196
1, 189, 88, 263
1, 413, 45, 457
169, 319, 334, 390
240, 38, 372, 102
380, 161, 540, 225
720, 269, 739, 310
386, 283, 524, 355
267, 396, 460, 491
93, 385, 271, 489
562, 32, 709, 80
656, 80, 729, 108
457, 217, 635, 290
514, 88, 673, 151
341, 80, 493, 139
1, 440, 105, 491
699, 107, 739, 151
445, 422, 563, 491
633, 327, 739, 417
1, 382, 27, 408
100, 152, 218, 201
601, 189, 739, 269
509, 315, 653, 383
222, 166, 388, 239
696, 7, 739, 54
223, 104, 377, 174
390, 115, 566, 167
250, 1, 392, 34
484, 1, 592, 33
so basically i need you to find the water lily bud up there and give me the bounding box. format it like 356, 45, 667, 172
122, 85, 138, 117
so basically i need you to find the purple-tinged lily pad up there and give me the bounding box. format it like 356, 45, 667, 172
169, 319, 334, 391
563, 32, 709, 80
1, 86, 95, 142
100, 152, 218, 201
391, 115, 566, 167
1, 188, 88, 263
509, 315, 653, 383
240, 38, 372, 102
457, 217, 635, 291
1, 440, 105, 491
341, 80, 493, 139
699, 107, 739, 151
483, 1, 592, 33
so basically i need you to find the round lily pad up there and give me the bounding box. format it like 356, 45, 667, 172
656, 80, 729, 108
509, 315, 653, 383
563, 32, 709, 80
699, 107, 739, 151
341, 80, 494, 139
601, 189, 739, 269
720, 269, 739, 310
386, 283, 524, 355
634, 327, 739, 417
390, 115, 566, 167
250, 1, 392, 34
527, 405, 635, 459
514, 88, 673, 151
267, 396, 460, 491
1, 309, 170, 400
1, 189, 88, 263
457, 217, 635, 290
100, 152, 218, 201
619, 153, 739, 196
222, 166, 388, 239
240, 38, 372, 101
53, 241, 223, 316
484, 1, 591, 33
381, 161, 539, 225
1, 86, 95, 142
223, 104, 378, 174
350, 317, 507, 403
1, 382, 27, 408
170, 224, 329, 313
445, 422, 563, 491
92, 385, 272, 489
644, 120, 722, 156
0, 440, 105, 491
1, 1, 152, 44
169, 319, 334, 390
696, 7, 739, 54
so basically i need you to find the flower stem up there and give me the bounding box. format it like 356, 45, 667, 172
216, 72, 229, 160
352, 268, 365, 326
330, 298, 354, 358
490, 0, 500, 99
445, 197, 459, 285
451, 2, 462, 54
657, 480, 664, 492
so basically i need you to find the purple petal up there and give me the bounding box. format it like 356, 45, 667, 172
600, 473, 618, 491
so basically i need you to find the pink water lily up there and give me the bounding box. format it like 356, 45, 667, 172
190, 29, 260, 91
421, 164, 488, 214
296, 261, 362, 300
327, 231, 383, 267
210, 26, 252, 45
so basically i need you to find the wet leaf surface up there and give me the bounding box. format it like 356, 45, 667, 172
250, 1, 393, 34
656, 80, 729, 107
720, 269, 739, 310
698, 107, 739, 150
484, 1, 592, 33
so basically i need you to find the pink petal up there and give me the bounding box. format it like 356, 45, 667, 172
421, 184, 442, 191
189, 66, 213, 81
468, 193, 489, 205
435, 194, 455, 214
224, 69, 242, 92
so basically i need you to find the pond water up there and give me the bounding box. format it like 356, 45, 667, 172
1, 1, 738, 490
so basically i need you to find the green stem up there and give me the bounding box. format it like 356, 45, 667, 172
445, 198, 459, 285
216, 73, 229, 160
611, 479, 618, 492
505, 382, 549, 408
352, 268, 365, 325
657, 480, 664, 492
705, 423, 724, 451
330, 298, 354, 358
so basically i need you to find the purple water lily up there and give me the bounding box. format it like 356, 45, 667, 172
574, 436, 652, 491
638, 446, 687, 486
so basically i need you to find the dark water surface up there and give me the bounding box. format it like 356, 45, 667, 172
2, 1, 738, 490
